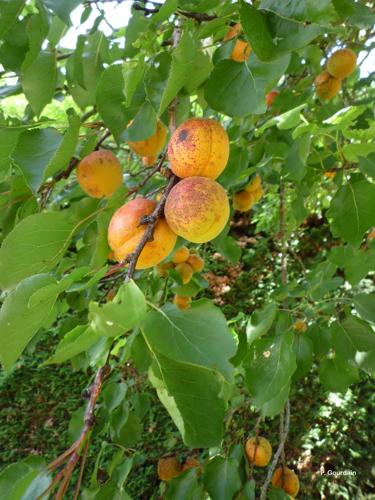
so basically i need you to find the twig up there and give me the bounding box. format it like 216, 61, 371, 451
279, 182, 287, 287
177, 9, 217, 22
260, 401, 290, 500
127, 151, 167, 195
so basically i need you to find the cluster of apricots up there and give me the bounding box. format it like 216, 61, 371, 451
157, 456, 201, 481
315, 48, 357, 100
245, 436, 300, 497
157, 246, 204, 310
233, 174, 264, 212
224, 23, 251, 62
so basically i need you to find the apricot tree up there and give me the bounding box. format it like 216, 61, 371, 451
0, 1, 374, 499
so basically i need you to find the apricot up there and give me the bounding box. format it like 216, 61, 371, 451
245, 174, 262, 193
272, 466, 300, 497
324, 170, 336, 180
77, 150, 123, 198
327, 48, 357, 79
182, 457, 201, 472
368, 228, 375, 240
107, 197, 177, 269
315, 70, 341, 100
175, 262, 194, 285
173, 295, 191, 310
168, 118, 229, 180
187, 254, 204, 273
231, 40, 251, 62
233, 190, 254, 212
156, 262, 175, 277
266, 90, 279, 107
172, 246, 190, 264
164, 177, 230, 243
157, 456, 182, 481
293, 319, 307, 333
128, 120, 167, 157
245, 437, 272, 467
224, 22, 242, 41
252, 186, 264, 203
142, 155, 157, 167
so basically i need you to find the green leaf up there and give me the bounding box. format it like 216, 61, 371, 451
342, 143, 375, 162
0, 456, 51, 500
204, 55, 290, 117
327, 180, 375, 246
355, 350, 375, 377
150, 0, 178, 25
212, 232, 242, 263
0, 274, 58, 370
0, 128, 20, 178
96, 65, 128, 143
331, 316, 375, 360
13, 128, 62, 191
0, 212, 81, 290
258, 104, 307, 137
246, 303, 277, 346
43, 0, 83, 25
293, 334, 314, 380
245, 331, 296, 412
166, 469, 204, 500
21, 50, 57, 115
329, 245, 375, 285
353, 294, 375, 324
218, 145, 249, 188
102, 382, 128, 413
319, 356, 359, 394
203, 456, 242, 500
159, 29, 197, 114
89, 280, 147, 337
0, 0, 26, 37
43, 325, 101, 365
359, 153, 375, 180
239, 3, 277, 61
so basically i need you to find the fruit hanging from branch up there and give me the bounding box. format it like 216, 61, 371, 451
77, 150, 123, 198
128, 120, 167, 158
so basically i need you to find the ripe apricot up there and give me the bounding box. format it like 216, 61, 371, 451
164, 177, 230, 243
272, 466, 300, 497
324, 170, 336, 180
245, 174, 262, 193
77, 150, 123, 198
327, 48, 357, 79
128, 120, 167, 157
234, 190, 254, 212
368, 228, 375, 240
231, 40, 251, 62
224, 23, 242, 41
252, 186, 264, 203
175, 262, 194, 285
245, 437, 272, 467
156, 262, 175, 277
157, 456, 182, 481
315, 70, 341, 100
173, 295, 191, 310
172, 246, 190, 264
187, 254, 204, 273
168, 118, 229, 180
108, 198, 177, 269
266, 90, 279, 107
142, 155, 157, 167
293, 319, 307, 333
182, 457, 201, 472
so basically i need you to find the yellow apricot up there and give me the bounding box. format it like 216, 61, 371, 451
164, 177, 230, 243
293, 319, 307, 333
245, 437, 272, 467
233, 191, 254, 212
231, 40, 251, 62
224, 23, 242, 41
156, 262, 175, 277
168, 118, 229, 180
128, 120, 167, 157
245, 174, 262, 193
142, 155, 157, 167
77, 150, 123, 198
252, 185, 264, 203
175, 262, 194, 285
107, 197, 177, 269
172, 246, 190, 264
327, 48, 357, 79
272, 466, 300, 497
173, 295, 191, 310
157, 456, 182, 481
315, 70, 341, 100
187, 254, 204, 273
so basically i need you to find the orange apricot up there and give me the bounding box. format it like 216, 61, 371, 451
272, 466, 300, 497
252, 186, 264, 203
293, 319, 307, 333
187, 254, 204, 273
175, 262, 194, 285
164, 177, 230, 243
224, 23, 242, 41
172, 246, 190, 264
142, 155, 157, 167
156, 262, 175, 277
107, 197, 177, 269
327, 48, 357, 79
315, 70, 341, 100
157, 456, 182, 481
128, 120, 167, 157
368, 228, 375, 240
168, 118, 229, 180
77, 150, 123, 198
231, 40, 251, 62
173, 295, 191, 310
266, 90, 279, 107
245, 174, 262, 193
233, 190, 254, 212
324, 170, 336, 180
245, 437, 272, 467
182, 457, 201, 472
